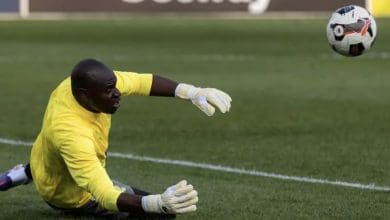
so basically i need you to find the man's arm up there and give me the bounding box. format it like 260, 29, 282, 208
150, 75, 232, 116
117, 193, 143, 213
150, 75, 178, 97
60, 135, 197, 214
59, 136, 123, 211
115, 72, 232, 116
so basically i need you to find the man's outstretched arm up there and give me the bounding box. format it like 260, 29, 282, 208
150, 75, 232, 116
150, 75, 178, 97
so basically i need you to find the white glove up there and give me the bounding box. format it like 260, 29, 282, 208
141, 180, 198, 214
175, 83, 232, 116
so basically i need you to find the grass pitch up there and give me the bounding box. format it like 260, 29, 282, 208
0, 17, 390, 219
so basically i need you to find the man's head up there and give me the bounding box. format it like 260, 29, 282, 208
71, 59, 121, 114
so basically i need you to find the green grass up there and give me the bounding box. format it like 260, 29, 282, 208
1, 17, 390, 219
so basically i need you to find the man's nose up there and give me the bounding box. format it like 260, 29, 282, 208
113, 88, 121, 97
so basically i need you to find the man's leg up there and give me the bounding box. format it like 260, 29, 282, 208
0, 163, 32, 191
51, 199, 176, 220
48, 199, 130, 219
50, 180, 175, 219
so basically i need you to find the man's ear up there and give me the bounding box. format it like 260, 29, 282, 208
76, 88, 88, 99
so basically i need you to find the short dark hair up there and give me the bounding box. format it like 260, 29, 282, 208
71, 58, 113, 93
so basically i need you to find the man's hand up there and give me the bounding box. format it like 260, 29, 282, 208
141, 180, 198, 214
175, 83, 232, 116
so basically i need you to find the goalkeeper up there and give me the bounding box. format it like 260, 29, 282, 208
0, 58, 231, 218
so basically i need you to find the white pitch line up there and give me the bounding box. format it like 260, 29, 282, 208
1, 137, 389, 192
0, 138, 34, 146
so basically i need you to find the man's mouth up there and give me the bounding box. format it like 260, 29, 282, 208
112, 98, 121, 108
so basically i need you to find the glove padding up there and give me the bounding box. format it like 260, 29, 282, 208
141, 180, 198, 214
175, 83, 232, 116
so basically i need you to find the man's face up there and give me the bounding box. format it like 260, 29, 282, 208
87, 72, 121, 114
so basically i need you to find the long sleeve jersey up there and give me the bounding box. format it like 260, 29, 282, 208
30, 71, 153, 211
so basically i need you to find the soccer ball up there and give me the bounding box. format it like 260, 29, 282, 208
326, 5, 377, 57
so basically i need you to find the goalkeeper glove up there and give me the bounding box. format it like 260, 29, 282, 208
175, 83, 232, 116
141, 180, 198, 214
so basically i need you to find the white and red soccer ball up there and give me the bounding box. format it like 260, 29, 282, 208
326, 5, 377, 57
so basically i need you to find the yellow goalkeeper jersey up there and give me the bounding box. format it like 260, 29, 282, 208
30, 71, 153, 211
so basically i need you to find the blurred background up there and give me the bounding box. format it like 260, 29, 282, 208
1, 0, 390, 18
1, 0, 390, 219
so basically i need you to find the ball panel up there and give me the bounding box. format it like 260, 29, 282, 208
349, 43, 365, 56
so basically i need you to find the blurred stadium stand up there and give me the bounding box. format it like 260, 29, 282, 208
0, 0, 388, 18
0, 0, 18, 12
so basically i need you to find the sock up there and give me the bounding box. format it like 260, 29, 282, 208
7, 164, 29, 185
25, 163, 33, 180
